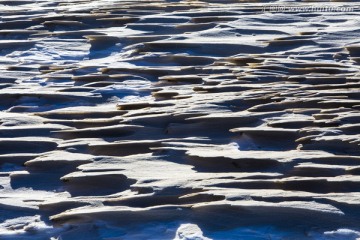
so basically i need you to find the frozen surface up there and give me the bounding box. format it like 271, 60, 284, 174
0, 0, 360, 239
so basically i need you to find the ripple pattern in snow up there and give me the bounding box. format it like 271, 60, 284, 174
0, 0, 360, 239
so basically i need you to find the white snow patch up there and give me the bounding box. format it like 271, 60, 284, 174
174, 224, 211, 240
